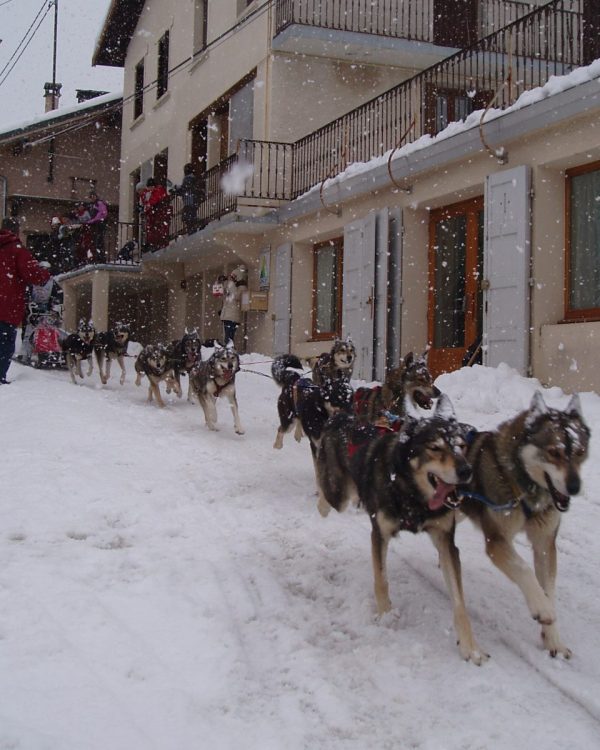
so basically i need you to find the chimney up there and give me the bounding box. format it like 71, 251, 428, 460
43, 82, 62, 112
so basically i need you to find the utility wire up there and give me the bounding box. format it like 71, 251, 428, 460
23, 0, 275, 148
0, 0, 18, 9
0, 0, 51, 86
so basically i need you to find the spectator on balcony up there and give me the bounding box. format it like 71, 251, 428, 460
72, 202, 94, 266
140, 178, 170, 252
50, 216, 75, 273
172, 163, 202, 235
82, 191, 109, 263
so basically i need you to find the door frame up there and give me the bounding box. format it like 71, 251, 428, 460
428, 196, 483, 377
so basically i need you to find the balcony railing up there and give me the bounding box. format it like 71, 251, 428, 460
275, 0, 536, 47
159, 0, 589, 242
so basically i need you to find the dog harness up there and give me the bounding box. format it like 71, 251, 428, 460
346, 413, 403, 459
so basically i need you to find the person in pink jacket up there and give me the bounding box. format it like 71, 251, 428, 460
83, 191, 108, 263
0, 218, 51, 383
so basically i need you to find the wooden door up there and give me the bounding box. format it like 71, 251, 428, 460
428, 197, 483, 377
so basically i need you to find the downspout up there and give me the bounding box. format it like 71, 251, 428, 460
0, 175, 7, 219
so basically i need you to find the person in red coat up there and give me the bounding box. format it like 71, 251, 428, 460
139, 178, 171, 251
0, 218, 51, 383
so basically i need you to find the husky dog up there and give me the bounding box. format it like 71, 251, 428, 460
354, 351, 441, 422
134, 343, 180, 407
316, 395, 487, 664
94, 321, 130, 385
167, 328, 203, 401
189, 343, 244, 434
310, 337, 356, 386
62, 319, 96, 384
271, 353, 354, 453
462, 390, 590, 658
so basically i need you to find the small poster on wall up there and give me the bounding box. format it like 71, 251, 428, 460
258, 247, 270, 290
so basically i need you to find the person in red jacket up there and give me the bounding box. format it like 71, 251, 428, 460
0, 218, 51, 383
139, 178, 171, 251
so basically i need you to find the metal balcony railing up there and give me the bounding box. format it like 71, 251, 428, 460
162, 0, 591, 239
275, 0, 536, 47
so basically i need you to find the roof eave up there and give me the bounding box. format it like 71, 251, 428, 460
93, 0, 144, 68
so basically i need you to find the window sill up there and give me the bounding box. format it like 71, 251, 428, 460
153, 90, 171, 110
558, 314, 600, 324
130, 113, 146, 131
189, 48, 209, 74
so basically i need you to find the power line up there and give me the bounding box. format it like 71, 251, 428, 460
0, 0, 18, 9
24, 0, 275, 148
0, 0, 51, 86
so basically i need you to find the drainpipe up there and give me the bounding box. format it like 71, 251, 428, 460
0, 175, 7, 220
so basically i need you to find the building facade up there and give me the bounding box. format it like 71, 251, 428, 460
68, 0, 600, 393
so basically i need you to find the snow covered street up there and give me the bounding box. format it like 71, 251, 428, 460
1, 354, 600, 750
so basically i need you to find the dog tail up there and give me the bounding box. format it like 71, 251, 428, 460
271, 354, 304, 387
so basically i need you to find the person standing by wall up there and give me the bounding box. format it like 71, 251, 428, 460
220, 265, 248, 346
0, 218, 51, 383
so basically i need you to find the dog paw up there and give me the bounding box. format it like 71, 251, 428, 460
542, 627, 572, 659
317, 495, 331, 517
458, 640, 490, 665
120, 377, 125, 385
235, 427, 245, 435
532, 606, 555, 626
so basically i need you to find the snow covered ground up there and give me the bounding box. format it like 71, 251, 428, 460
1, 352, 600, 750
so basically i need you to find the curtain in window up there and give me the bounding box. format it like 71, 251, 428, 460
315, 244, 337, 334
570, 169, 600, 310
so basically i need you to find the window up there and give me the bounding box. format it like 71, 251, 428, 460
312, 238, 343, 339
566, 162, 600, 319
134, 59, 144, 119
425, 84, 488, 135
193, 0, 208, 53
157, 31, 170, 99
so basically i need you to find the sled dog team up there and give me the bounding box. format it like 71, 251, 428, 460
62, 319, 244, 434
61, 321, 591, 664
270, 338, 590, 665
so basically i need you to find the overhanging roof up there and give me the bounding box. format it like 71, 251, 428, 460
93, 0, 145, 68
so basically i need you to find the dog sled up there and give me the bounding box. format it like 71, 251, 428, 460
28, 309, 67, 369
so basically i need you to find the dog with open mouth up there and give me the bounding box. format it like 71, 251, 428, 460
167, 328, 203, 401
309, 337, 356, 387
316, 394, 487, 664
134, 343, 180, 408
94, 321, 130, 385
62, 319, 96, 385
461, 390, 590, 659
189, 343, 244, 434
353, 350, 441, 423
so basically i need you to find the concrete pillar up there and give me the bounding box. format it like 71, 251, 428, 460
166, 262, 187, 339
62, 283, 77, 331
91, 270, 110, 331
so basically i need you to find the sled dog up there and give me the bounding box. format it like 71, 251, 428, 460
134, 343, 179, 407
354, 351, 441, 422
94, 322, 130, 385
189, 344, 244, 434
271, 353, 354, 453
167, 328, 203, 400
316, 395, 488, 664
62, 319, 96, 384
462, 390, 590, 658
310, 337, 356, 386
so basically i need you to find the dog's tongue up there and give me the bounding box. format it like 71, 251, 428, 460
429, 479, 455, 510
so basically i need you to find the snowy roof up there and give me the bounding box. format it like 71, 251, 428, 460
0, 91, 123, 144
